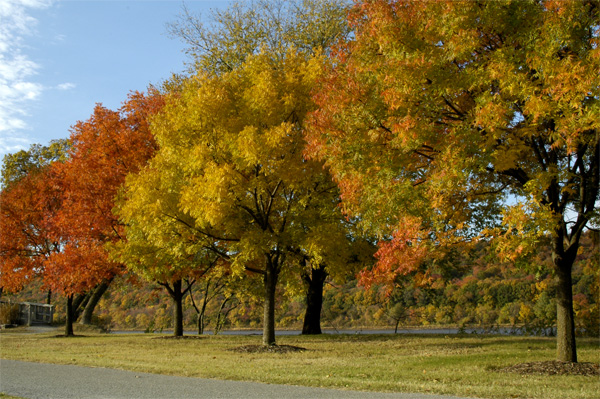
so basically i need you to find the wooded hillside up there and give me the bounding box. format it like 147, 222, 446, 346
5, 232, 597, 336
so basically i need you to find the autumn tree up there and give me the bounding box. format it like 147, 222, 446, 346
113, 176, 223, 337
0, 141, 104, 336
167, 0, 351, 75
1, 91, 163, 335
164, 0, 360, 338
53, 91, 164, 326
306, 0, 599, 362
118, 48, 364, 345
110, 98, 233, 337
0, 141, 69, 297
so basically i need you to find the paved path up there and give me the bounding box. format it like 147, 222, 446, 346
0, 359, 473, 399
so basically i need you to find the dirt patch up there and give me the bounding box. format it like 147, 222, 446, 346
152, 335, 206, 340
499, 361, 599, 376
230, 344, 307, 354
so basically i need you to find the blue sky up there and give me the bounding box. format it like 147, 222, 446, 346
0, 0, 228, 160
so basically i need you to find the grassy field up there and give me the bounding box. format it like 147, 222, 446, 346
1, 327, 598, 399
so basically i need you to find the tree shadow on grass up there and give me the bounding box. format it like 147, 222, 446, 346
495, 361, 599, 376
230, 344, 307, 354
52, 334, 87, 338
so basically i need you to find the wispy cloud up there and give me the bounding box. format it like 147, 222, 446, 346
0, 0, 53, 158
57, 82, 76, 91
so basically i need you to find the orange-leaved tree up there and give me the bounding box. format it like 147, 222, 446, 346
52, 91, 164, 327
0, 141, 69, 297
306, 0, 599, 362
0, 142, 104, 336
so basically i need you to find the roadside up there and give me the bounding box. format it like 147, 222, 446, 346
2, 328, 597, 399
0, 359, 471, 399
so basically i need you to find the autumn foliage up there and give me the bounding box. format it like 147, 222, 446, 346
55, 91, 163, 243
0, 164, 62, 292
305, 0, 599, 362
115, 49, 368, 344
1, 92, 163, 335
1, 0, 597, 362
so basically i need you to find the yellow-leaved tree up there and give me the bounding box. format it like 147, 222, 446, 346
167, 0, 351, 75
110, 119, 229, 337
117, 49, 365, 345
142, 0, 368, 339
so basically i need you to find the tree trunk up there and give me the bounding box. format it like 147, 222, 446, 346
172, 280, 185, 337
80, 280, 111, 325
72, 292, 89, 321
65, 295, 75, 337
214, 295, 234, 335
555, 260, 577, 362
174, 296, 184, 337
552, 229, 579, 363
198, 313, 204, 335
159, 279, 187, 337
46, 289, 52, 305
263, 262, 279, 346
214, 296, 231, 335
198, 286, 209, 335
302, 264, 327, 335
186, 280, 205, 335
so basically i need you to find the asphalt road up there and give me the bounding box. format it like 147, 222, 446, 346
0, 359, 473, 399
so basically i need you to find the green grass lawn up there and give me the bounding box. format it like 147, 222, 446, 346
1, 327, 598, 399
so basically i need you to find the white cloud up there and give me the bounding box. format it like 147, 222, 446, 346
57, 82, 76, 90
0, 133, 31, 156
52, 33, 66, 43
0, 0, 53, 157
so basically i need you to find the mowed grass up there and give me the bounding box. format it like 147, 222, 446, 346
1, 328, 598, 399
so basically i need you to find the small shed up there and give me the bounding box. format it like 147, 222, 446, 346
1, 301, 54, 326
20, 302, 54, 325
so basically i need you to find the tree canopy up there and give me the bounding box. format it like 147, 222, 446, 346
305, 0, 599, 362
167, 0, 352, 75
0, 145, 65, 293
0, 140, 70, 189
115, 48, 366, 345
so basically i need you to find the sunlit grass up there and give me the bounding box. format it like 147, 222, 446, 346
0, 394, 24, 399
1, 328, 598, 399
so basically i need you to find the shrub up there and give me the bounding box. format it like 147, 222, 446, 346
0, 303, 20, 325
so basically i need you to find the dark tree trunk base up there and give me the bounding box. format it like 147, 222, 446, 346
302, 264, 327, 335
65, 295, 75, 337
556, 264, 577, 362
263, 260, 279, 346
159, 279, 188, 337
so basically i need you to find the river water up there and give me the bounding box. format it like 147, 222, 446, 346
110, 326, 555, 336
